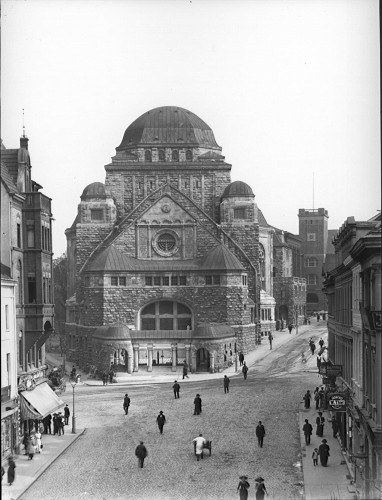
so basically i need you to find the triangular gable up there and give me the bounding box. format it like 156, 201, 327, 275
136, 195, 197, 225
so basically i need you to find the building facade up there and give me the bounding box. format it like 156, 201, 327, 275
65, 106, 264, 375
323, 214, 382, 499
1, 135, 57, 458
299, 207, 332, 313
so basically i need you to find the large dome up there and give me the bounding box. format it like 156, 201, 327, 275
222, 181, 254, 198
117, 106, 220, 150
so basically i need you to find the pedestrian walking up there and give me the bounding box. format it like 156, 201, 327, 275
242, 362, 248, 380
194, 394, 202, 415
316, 412, 325, 437
156, 411, 166, 434
182, 361, 189, 379
256, 421, 266, 448
53, 413, 58, 435
316, 355, 321, 371
237, 475, 250, 500
224, 375, 230, 393
255, 477, 268, 500
27, 436, 35, 460
303, 419, 313, 445
109, 368, 115, 384
22, 433, 29, 455
268, 332, 273, 349
123, 394, 131, 415
64, 404, 70, 425
317, 313, 320, 322
35, 430, 42, 453
331, 417, 339, 438
318, 337, 324, 348
172, 380, 180, 399
135, 441, 148, 468
193, 434, 206, 461
318, 439, 330, 466
288, 324, 293, 334
312, 448, 319, 466
102, 372, 108, 385
7, 456, 16, 486
313, 387, 320, 409
303, 390, 312, 409
239, 353, 244, 367
309, 339, 316, 355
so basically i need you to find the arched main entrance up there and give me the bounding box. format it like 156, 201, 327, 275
196, 348, 210, 372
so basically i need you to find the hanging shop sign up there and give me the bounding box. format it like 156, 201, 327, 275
325, 365, 343, 378
370, 311, 381, 331
328, 393, 347, 412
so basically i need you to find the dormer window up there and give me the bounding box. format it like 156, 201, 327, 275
145, 150, 152, 162
172, 150, 179, 162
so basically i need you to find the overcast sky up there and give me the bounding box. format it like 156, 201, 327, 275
1, 0, 380, 257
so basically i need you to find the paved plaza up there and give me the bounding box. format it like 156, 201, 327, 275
3, 322, 356, 500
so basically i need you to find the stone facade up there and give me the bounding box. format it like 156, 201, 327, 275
65, 107, 261, 375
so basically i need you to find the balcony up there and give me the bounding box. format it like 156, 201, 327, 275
24, 192, 52, 214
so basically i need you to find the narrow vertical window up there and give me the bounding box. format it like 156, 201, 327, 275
158, 150, 165, 161
17, 223, 21, 247
172, 150, 179, 161
5, 305, 9, 330
186, 149, 192, 161
27, 227, 35, 248
145, 150, 152, 162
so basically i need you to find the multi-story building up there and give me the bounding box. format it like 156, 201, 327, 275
299, 207, 336, 313
323, 214, 381, 499
272, 228, 306, 327
65, 106, 265, 375
1, 134, 59, 454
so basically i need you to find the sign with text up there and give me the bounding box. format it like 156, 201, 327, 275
328, 393, 347, 412
325, 365, 343, 378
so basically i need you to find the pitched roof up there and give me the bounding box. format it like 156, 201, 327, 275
199, 244, 244, 271
257, 208, 271, 228
1, 150, 18, 184
192, 323, 235, 339
86, 243, 244, 273
1, 161, 18, 194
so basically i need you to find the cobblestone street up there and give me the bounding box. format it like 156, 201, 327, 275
22, 324, 327, 500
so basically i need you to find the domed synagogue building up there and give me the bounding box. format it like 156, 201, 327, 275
65, 106, 263, 375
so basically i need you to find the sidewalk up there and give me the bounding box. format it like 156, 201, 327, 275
299, 404, 356, 500
46, 325, 313, 386
2, 429, 85, 500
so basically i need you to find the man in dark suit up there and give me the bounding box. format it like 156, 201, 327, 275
256, 421, 266, 448
172, 380, 180, 399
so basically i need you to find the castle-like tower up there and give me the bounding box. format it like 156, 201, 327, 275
298, 208, 329, 312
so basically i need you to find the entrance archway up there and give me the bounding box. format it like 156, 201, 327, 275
196, 348, 210, 372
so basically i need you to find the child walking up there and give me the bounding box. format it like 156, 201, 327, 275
312, 448, 319, 466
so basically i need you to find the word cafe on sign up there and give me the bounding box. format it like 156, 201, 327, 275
328, 393, 347, 412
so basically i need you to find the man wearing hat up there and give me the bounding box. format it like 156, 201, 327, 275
237, 475, 250, 499
64, 404, 70, 425
193, 394, 202, 415
123, 394, 131, 415
156, 411, 166, 434
135, 441, 148, 468
172, 380, 180, 399
256, 421, 266, 448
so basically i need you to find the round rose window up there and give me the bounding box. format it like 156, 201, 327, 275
157, 233, 176, 252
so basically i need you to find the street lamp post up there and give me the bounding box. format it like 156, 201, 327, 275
70, 379, 77, 434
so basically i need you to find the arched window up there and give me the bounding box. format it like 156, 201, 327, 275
305, 257, 317, 267
308, 274, 318, 285
158, 149, 165, 161
186, 149, 192, 161
172, 150, 179, 162
145, 150, 152, 162
141, 300, 192, 330
307, 293, 319, 303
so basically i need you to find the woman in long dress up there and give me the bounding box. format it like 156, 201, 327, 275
237, 476, 250, 500
318, 439, 330, 466
35, 430, 42, 453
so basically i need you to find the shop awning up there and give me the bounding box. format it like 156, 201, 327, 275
20, 382, 64, 421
